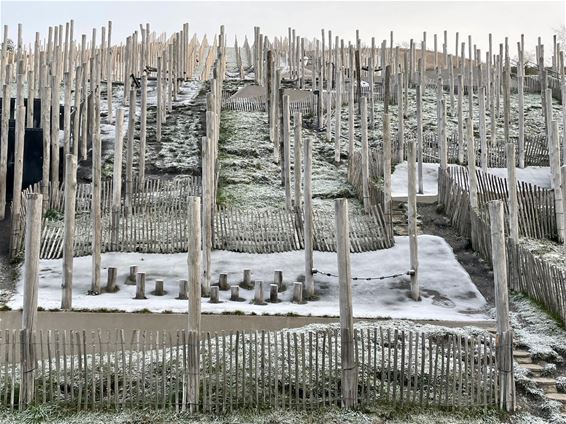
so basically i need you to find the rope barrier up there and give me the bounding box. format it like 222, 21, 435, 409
312, 268, 415, 281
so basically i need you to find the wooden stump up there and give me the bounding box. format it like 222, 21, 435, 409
106, 267, 117, 293
254, 280, 266, 305
154, 280, 164, 296
218, 273, 230, 291
177, 279, 188, 300
209, 286, 220, 303
230, 285, 241, 301
135, 272, 146, 299
269, 284, 279, 303
241, 269, 253, 289
274, 270, 283, 291
292, 281, 303, 304
127, 265, 137, 285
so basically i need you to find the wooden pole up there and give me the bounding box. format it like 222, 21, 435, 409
479, 85, 488, 171
549, 120, 564, 243
335, 198, 357, 408
488, 200, 515, 412
303, 128, 314, 299
201, 135, 212, 297
0, 83, 9, 220
20, 193, 42, 408
187, 196, 202, 331
467, 118, 478, 210
283, 94, 291, 211
61, 154, 77, 310
361, 96, 370, 213
506, 144, 519, 243
407, 140, 419, 301
139, 74, 147, 188
293, 112, 302, 209
383, 66, 392, 220
517, 41, 525, 168
335, 61, 342, 163
457, 74, 464, 164
416, 76, 423, 194
90, 84, 102, 294
111, 108, 124, 250
125, 85, 136, 213
10, 98, 26, 258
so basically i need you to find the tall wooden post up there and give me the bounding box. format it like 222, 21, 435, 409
550, 120, 564, 242
416, 77, 423, 194
479, 85, 488, 171
488, 200, 515, 412
10, 96, 26, 258
304, 130, 314, 299
408, 140, 419, 301
294, 113, 302, 209
335, 198, 357, 408
201, 135, 212, 297
467, 118, 478, 210
91, 85, 102, 294
188, 195, 201, 331
0, 83, 9, 220
62, 154, 77, 310
506, 144, 519, 243
335, 62, 342, 163
283, 94, 292, 211
517, 41, 525, 168
20, 193, 42, 408
139, 74, 147, 188
383, 66, 392, 220
361, 96, 370, 213
457, 74, 464, 164
187, 195, 201, 413
125, 85, 136, 213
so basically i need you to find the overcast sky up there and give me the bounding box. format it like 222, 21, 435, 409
1, 1, 564, 57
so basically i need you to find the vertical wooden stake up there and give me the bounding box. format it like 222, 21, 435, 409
62, 154, 77, 310
303, 129, 314, 299
488, 200, 515, 412
407, 141, 419, 301
506, 144, 519, 243
335, 198, 357, 407
187, 196, 202, 331
293, 113, 302, 209
467, 118, 478, 210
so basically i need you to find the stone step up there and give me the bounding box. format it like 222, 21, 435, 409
546, 392, 566, 412
515, 356, 532, 364
532, 377, 557, 393
514, 350, 531, 358
522, 363, 544, 374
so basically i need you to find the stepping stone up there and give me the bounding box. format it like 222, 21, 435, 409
532, 377, 557, 393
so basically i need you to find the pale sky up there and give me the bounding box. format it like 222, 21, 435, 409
1, 0, 565, 57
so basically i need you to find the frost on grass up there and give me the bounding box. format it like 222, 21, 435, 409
218, 107, 359, 213
508, 293, 566, 362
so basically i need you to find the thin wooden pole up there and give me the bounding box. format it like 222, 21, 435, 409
407, 141, 419, 301
334, 198, 357, 408
467, 118, 478, 210
293, 113, 302, 209
90, 83, 102, 294
139, 74, 147, 188
188, 196, 202, 331
361, 96, 370, 213
62, 154, 77, 310
488, 200, 515, 412
303, 130, 314, 299
550, 120, 564, 242
0, 83, 9, 220
506, 144, 519, 243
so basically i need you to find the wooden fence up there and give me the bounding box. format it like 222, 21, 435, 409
439, 166, 556, 241
401, 133, 549, 167
16, 174, 393, 258
0, 325, 498, 411
438, 168, 566, 324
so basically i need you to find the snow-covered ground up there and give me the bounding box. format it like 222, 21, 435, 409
8, 235, 487, 321
391, 162, 440, 197
391, 163, 551, 199
486, 166, 551, 189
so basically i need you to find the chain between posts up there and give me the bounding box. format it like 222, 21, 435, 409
311, 269, 415, 281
